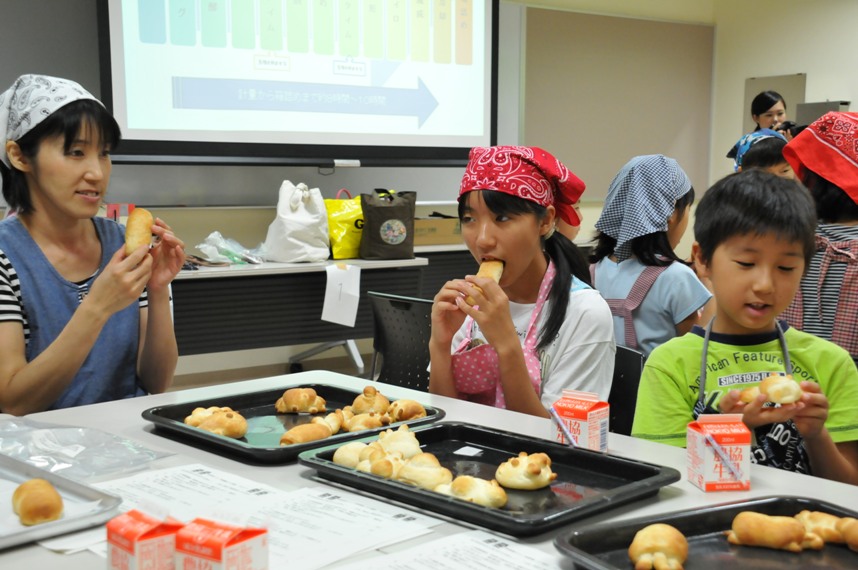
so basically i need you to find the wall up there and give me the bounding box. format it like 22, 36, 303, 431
709, 0, 858, 182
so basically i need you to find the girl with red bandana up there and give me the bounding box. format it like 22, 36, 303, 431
428, 146, 615, 418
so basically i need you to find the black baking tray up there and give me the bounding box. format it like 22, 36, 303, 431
297, 421, 680, 537
141, 383, 444, 464
555, 496, 858, 569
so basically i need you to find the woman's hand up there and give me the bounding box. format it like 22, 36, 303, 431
452, 275, 518, 352
86, 246, 152, 318
147, 218, 185, 292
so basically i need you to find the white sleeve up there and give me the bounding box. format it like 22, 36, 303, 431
539, 289, 617, 407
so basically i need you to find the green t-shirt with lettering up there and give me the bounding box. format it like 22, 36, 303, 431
632, 324, 858, 474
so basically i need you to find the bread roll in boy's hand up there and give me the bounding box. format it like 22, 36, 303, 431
738, 374, 803, 405
124, 208, 154, 255
464, 260, 504, 305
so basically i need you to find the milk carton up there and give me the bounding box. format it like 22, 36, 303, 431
106, 509, 184, 570
687, 414, 751, 492
174, 518, 268, 570
552, 390, 609, 452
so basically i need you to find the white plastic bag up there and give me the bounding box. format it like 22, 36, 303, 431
263, 180, 330, 262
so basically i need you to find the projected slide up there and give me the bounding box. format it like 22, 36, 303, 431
108, 0, 491, 150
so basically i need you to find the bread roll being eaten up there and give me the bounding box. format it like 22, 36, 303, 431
739, 374, 803, 405
13, 478, 64, 526
124, 207, 153, 255
464, 260, 504, 306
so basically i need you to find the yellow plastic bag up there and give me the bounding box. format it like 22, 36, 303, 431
324, 189, 363, 259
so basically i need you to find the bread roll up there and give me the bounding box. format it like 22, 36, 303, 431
279, 422, 332, 445
434, 476, 508, 509
196, 409, 248, 439
495, 452, 557, 490
396, 452, 453, 490
351, 385, 390, 415
13, 478, 64, 526
464, 260, 504, 305
760, 374, 803, 404
275, 388, 327, 414
628, 523, 688, 570
124, 207, 153, 255
377, 424, 422, 459
312, 409, 344, 434
387, 399, 427, 422
795, 510, 844, 544
837, 517, 858, 552
332, 441, 368, 469
726, 511, 822, 552
343, 411, 389, 432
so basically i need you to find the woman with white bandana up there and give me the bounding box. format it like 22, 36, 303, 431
0, 74, 185, 415
589, 155, 711, 357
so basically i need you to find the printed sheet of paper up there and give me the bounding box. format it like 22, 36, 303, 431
335, 529, 563, 569
322, 263, 361, 326
40, 464, 439, 569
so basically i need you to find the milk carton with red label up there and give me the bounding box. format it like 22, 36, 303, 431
687, 414, 751, 492
552, 390, 609, 452
106, 509, 184, 570
174, 518, 268, 570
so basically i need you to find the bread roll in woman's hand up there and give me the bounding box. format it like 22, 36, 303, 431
124, 208, 154, 255
13, 478, 64, 526
464, 260, 504, 305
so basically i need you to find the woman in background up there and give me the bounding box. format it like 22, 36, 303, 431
429, 146, 614, 417
0, 74, 185, 415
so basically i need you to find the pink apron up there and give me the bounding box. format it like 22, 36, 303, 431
451, 261, 556, 408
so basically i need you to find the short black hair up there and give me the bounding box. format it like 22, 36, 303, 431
803, 169, 858, 224
1, 99, 121, 215
741, 137, 788, 170
694, 170, 816, 267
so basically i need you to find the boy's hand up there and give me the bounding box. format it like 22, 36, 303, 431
719, 389, 805, 429
792, 382, 829, 441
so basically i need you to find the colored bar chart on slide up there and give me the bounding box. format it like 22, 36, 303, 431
110, 0, 491, 148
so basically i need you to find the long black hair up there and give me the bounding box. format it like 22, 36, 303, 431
1, 99, 121, 215
803, 169, 858, 224
589, 187, 695, 267
458, 190, 590, 351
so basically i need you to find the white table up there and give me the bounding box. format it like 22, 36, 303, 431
2, 370, 854, 567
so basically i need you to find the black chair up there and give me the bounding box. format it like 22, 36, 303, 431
608, 345, 646, 436
367, 291, 434, 391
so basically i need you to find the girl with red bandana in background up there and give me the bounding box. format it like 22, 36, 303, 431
781, 112, 858, 364
429, 146, 615, 418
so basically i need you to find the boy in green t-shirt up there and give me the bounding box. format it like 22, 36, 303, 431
632, 170, 858, 485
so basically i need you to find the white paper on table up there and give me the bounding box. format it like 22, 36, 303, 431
334, 529, 562, 570
322, 263, 361, 326
40, 464, 440, 569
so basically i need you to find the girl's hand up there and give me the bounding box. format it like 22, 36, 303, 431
792, 382, 829, 441
86, 246, 152, 317
719, 389, 805, 429
431, 279, 471, 347
455, 275, 517, 350
147, 219, 185, 292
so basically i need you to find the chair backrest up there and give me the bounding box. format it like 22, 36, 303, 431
607, 345, 646, 436
367, 291, 434, 391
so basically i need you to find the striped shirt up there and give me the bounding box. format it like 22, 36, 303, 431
782, 223, 858, 359
0, 249, 148, 345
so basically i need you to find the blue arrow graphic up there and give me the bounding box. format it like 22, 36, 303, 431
172, 77, 439, 126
